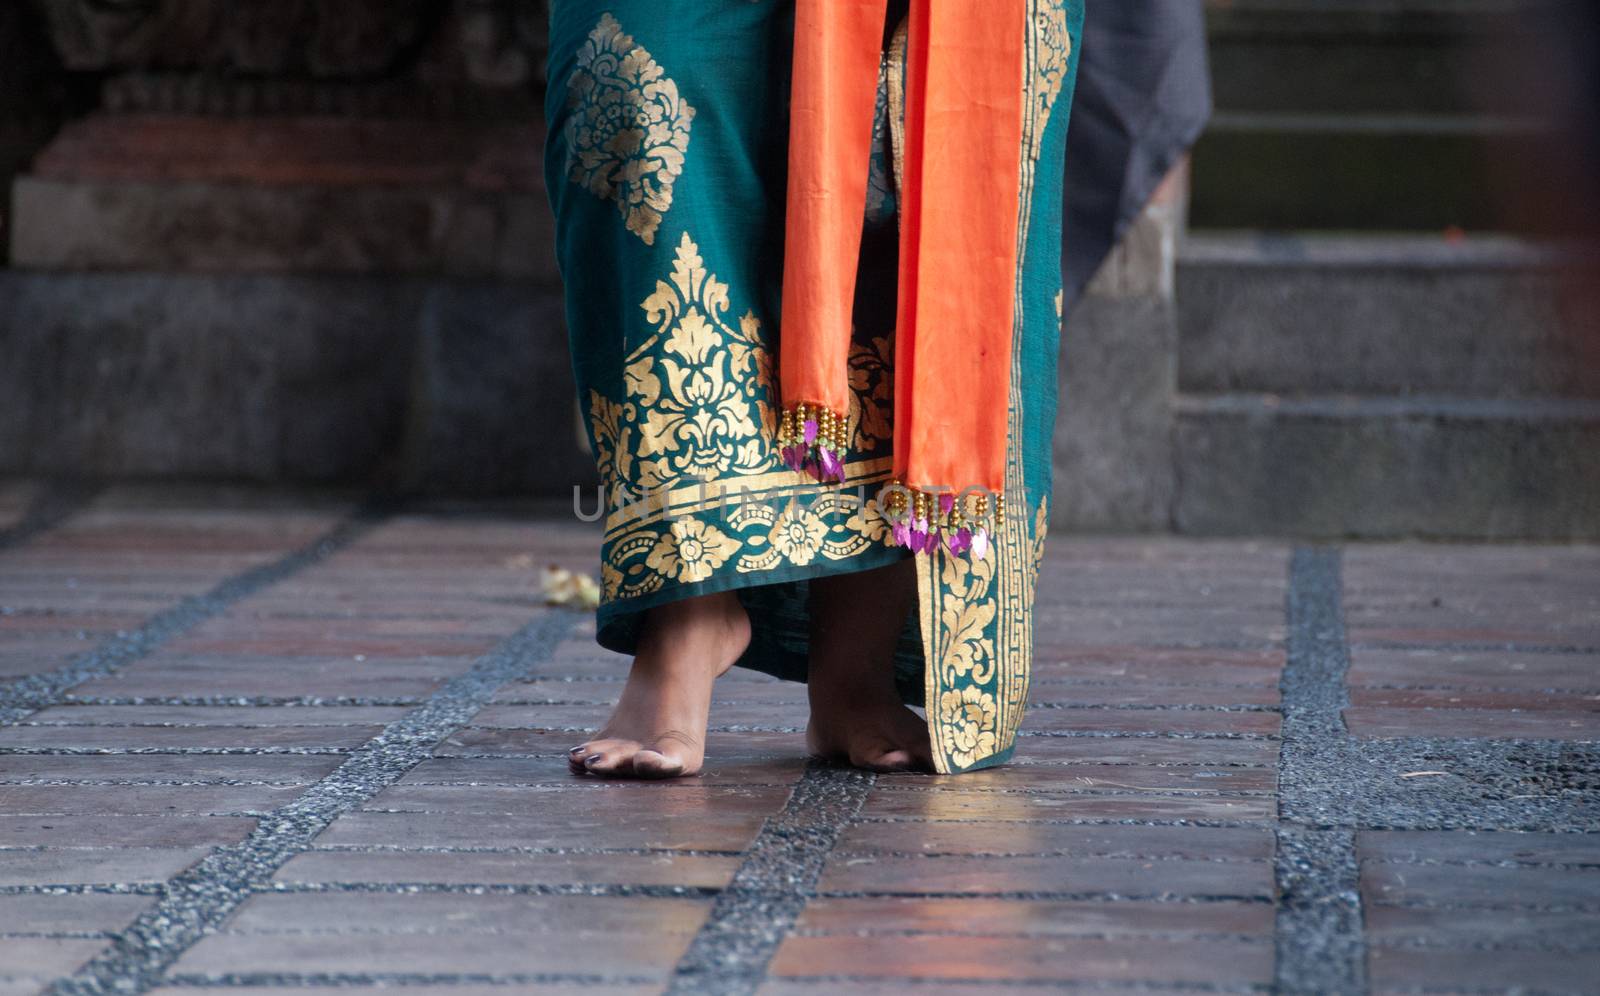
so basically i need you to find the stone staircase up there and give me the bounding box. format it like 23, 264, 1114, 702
1170, 233, 1600, 538
1161, 0, 1600, 539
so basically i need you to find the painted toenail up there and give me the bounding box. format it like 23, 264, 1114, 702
586, 753, 604, 765
568, 745, 585, 755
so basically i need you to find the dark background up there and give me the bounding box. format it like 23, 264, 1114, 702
1, 0, 1596, 538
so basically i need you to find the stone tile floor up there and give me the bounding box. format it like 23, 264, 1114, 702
0, 481, 1595, 994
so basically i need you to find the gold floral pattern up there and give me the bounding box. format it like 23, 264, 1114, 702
767, 500, 829, 567
565, 13, 695, 245
1026, 2, 1072, 164
645, 518, 741, 584
587, 390, 636, 509
940, 685, 999, 769
627, 232, 774, 493
848, 334, 894, 454
588, 231, 896, 604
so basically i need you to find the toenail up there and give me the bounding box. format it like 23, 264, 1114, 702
586, 753, 604, 765
568, 745, 585, 755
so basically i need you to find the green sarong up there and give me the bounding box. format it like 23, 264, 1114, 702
544, 0, 1082, 773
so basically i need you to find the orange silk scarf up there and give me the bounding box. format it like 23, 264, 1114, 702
779, 0, 1027, 540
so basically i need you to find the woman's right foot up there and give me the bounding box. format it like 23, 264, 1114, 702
568, 591, 750, 779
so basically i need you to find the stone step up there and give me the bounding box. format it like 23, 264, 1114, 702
1197, 0, 1554, 229
1206, 0, 1534, 117
1189, 113, 1552, 231
1176, 232, 1600, 398
1171, 392, 1600, 539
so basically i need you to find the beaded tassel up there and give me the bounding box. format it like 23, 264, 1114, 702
777, 401, 848, 484
881, 481, 1004, 560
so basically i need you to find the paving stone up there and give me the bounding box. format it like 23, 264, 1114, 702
886, 762, 1275, 793
835, 821, 1275, 860
1349, 624, 1600, 650
0, 893, 153, 933
316, 806, 772, 852
1359, 829, 1600, 866
860, 789, 1276, 824
1029, 647, 1285, 687
71, 657, 458, 699
437, 728, 810, 760
1029, 684, 1281, 707
758, 984, 1088, 996
1368, 945, 1598, 993
433, 727, 592, 756
224, 892, 711, 934
1363, 860, 1600, 909
0, 938, 110, 979
0, 755, 340, 783
796, 896, 1274, 937
172, 929, 692, 979
153, 988, 661, 996
24, 704, 414, 726
193, 615, 524, 640
275, 849, 740, 888
817, 852, 1273, 898
1365, 906, 1600, 950
6, 506, 1596, 992
490, 673, 807, 705
767, 934, 1274, 985
395, 755, 805, 787
362, 782, 792, 817
1348, 686, 1600, 710
1030, 618, 1286, 648
1348, 647, 1600, 691
0, 848, 210, 886
474, 701, 802, 731
0, 814, 256, 846
166, 633, 499, 658
1344, 705, 1600, 739
1018, 706, 1280, 737
0, 724, 382, 750
1009, 735, 1278, 767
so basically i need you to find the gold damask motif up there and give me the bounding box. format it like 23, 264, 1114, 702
565, 13, 695, 245
628, 233, 775, 491
587, 230, 898, 603
587, 390, 635, 509
848, 334, 894, 454
645, 518, 742, 584
940, 685, 1000, 770
1026, 3, 1072, 164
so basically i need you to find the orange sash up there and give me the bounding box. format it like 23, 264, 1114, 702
778, 0, 1027, 553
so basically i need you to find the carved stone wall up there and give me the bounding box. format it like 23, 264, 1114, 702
30, 0, 547, 86
2, 0, 572, 493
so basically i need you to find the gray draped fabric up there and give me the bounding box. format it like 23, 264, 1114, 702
1061, 0, 1211, 314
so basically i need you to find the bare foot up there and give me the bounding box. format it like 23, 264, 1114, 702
569, 591, 750, 779
805, 559, 934, 773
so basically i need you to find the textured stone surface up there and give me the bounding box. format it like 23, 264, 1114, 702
12, 176, 553, 278
0, 270, 584, 491
1178, 234, 1600, 398
1173, 393, 1600, 539
0, 491, 1596, 992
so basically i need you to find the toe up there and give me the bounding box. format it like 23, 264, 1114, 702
582, 739, 640, 777
567, 743, 592, 773
632, 748, 689, 779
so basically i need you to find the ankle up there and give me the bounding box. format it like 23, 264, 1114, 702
634, 592, 750, 678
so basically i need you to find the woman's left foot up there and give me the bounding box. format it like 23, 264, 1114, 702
804, 559, 934, 773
